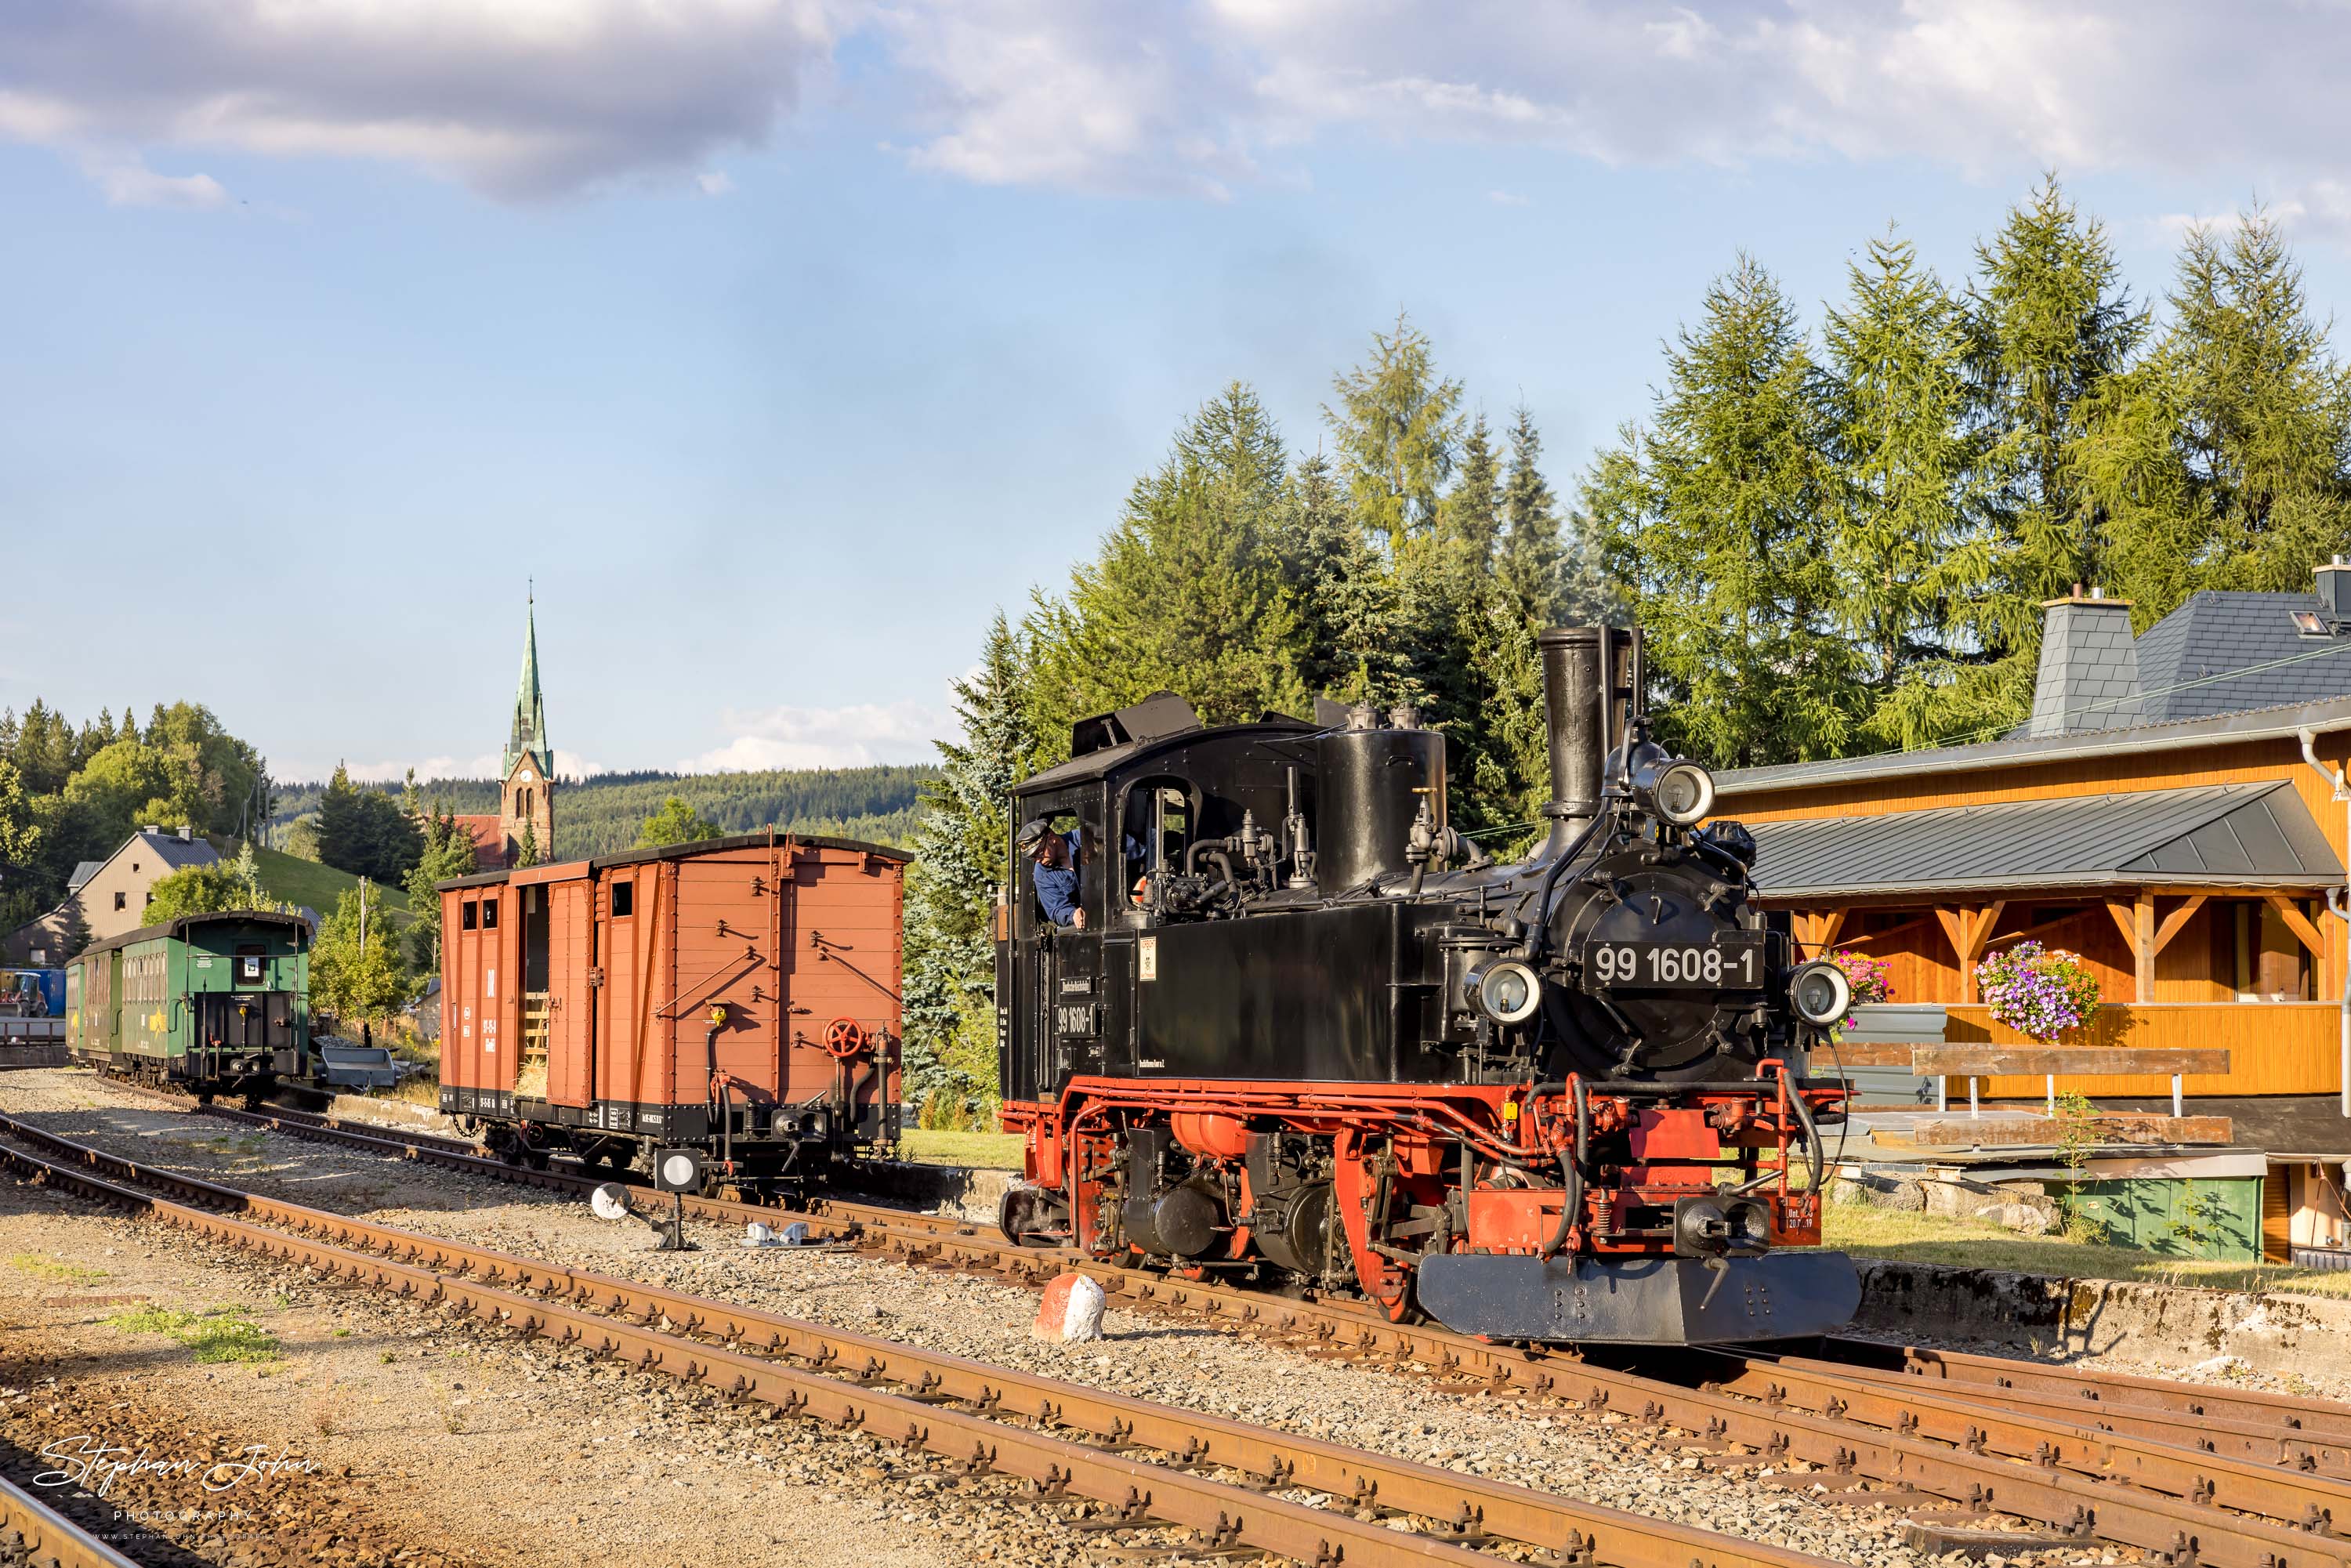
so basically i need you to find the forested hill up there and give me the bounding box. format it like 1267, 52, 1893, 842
270, 764, 934, 859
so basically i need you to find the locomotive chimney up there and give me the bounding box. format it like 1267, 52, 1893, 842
1537, 626, 1639, 848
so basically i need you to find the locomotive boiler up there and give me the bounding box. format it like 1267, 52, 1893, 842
995, 627, 1860, 1344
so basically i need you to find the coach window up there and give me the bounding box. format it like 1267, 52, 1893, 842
461, 900, 478, 932
234, 943, 266, 988
480, 895, 499, 931
610, 878, 635, 918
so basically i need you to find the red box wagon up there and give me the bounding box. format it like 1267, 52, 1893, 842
438, 832, 907, 1198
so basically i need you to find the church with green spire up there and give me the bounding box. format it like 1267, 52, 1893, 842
496, 593, 555, 867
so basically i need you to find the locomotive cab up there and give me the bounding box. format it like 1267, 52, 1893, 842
996, 633, 1861, 1346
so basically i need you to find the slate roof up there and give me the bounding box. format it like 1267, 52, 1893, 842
2132, 590, 2351, 722
2026, 599, 2142, 736
121, 829, 220, 874
1744, 781, 2342, 900
65, 860, 102, 893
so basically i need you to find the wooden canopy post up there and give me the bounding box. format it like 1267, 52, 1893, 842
2105, 890, 2208, 1003
1935, 902, 2006, 1005
1792, 909, 1847, 958
2267, 894, 2331, 998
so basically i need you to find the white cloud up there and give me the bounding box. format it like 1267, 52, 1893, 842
1487, 188, 1530, 207
16, 0, 2351, 226
79, 152, 230, 209
678, 699, 950, 773
2, 0, 835, 201
296, 748, 605, 785
697, 170, 736, 196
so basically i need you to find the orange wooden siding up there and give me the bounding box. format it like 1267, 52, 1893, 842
1929, 1001, 2341, 1099
1731, 731, 2351, 1002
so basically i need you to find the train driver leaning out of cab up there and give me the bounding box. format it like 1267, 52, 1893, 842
1019, 817, 1088, 930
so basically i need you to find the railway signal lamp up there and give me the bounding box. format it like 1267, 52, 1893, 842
654, 1148, 705, 1193
1788, 959, 1853, 1028
589, 1182, 632, 1222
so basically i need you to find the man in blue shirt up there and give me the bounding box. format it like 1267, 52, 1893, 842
1019, 817, 1087, 929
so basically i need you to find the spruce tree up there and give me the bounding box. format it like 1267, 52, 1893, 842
1499, 404, 1569, 622
901, 612, 1035, 1119
1282, 447, 1414, 705
1324, 312, 1465, 551
1583, 255, 1859, 767
1441, 412, 1502, 559
1819, 230, 1985, 730
1025, 383, 1308, 748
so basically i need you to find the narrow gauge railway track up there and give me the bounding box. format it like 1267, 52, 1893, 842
0, 1117, 1838, 1568
84, 1081, 2351, 1559
0, 1469, 143, 1568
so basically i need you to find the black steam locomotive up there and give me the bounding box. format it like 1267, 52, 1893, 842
996, 626, 1859, 1344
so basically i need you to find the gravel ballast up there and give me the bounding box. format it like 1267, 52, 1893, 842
0, 1069, 2161, 1566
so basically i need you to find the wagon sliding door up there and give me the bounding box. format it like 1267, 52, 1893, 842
543, 877, 596, 1109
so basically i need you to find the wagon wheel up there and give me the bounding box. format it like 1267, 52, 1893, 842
822, 1017, 869, 1060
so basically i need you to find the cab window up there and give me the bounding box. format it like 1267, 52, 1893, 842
1118, 780, 1197, 908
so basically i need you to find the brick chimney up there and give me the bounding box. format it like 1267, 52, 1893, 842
2027, 585, 2142, 737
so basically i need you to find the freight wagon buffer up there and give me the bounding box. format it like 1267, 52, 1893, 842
439, 835, 907, 1197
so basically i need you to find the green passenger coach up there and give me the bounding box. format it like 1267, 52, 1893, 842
65, 911, 313, 1093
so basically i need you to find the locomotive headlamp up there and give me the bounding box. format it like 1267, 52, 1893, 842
1788, 959, 1853, 1027
1631, 755, 1715, 827
1468, 959, 1544, 1026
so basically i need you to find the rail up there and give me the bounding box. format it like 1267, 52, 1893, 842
0, 1468, 144, 1568
74, 1078, 2351, 1562
0, 1116, 1834, 1568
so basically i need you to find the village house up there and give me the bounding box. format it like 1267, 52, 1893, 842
2, 825, 220, 966
1722, 562, 2351, 1262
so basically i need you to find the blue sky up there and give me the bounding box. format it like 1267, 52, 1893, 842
8, 2, 2351, 783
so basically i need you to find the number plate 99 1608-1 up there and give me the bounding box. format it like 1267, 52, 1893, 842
1584, 934, 1766, 989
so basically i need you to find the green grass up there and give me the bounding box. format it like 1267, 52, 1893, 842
1823, 1200, 2351, 1298
896, 1128, 1024, 1170
215, 838, 415, 927
8, 1253, 108, 1284
103, 1304, 280, 1363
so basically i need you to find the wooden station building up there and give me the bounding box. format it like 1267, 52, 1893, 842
1719, 568, 2351, 1262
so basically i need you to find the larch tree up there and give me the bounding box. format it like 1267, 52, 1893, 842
1583, 255, 1860, 767
1324, 312, 1465, 552
2092, 207, 2351, 621
1897, 175, 2148, 744
1817, 230, 1987, 744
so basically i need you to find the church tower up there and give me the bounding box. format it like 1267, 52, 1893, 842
498, 593, 555, 866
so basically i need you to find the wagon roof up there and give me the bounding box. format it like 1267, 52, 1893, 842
76, 909, 312, 958
433, 831, 910, 893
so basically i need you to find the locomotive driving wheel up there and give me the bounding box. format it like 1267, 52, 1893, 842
821, 1017, 868, 1059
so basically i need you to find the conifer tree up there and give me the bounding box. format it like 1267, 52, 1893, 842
1324, 312, 1465, 551
901, 613, 1034, 1118
1583, 255, 1859, 766
1025, 384, 1308, 749
1441, 412, 1502, 559
1818, 230, 1985, 727
1498, 404, 1570, 622
1283, 447, 1413, 705
2092, 207, 2351, 619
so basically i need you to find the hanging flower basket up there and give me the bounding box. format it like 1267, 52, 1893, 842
1828, 950, 1892, 1031
1975, 941, 2102, 1043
